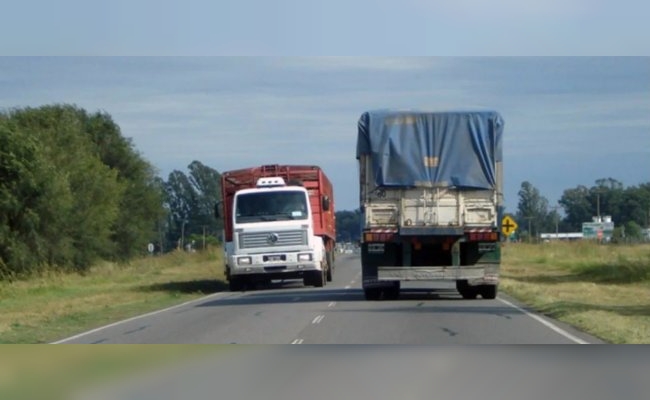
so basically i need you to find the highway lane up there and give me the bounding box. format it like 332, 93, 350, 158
55, 254, 602, 344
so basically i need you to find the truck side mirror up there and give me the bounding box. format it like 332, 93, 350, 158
214, 202, 222, 219
322, 195, 330, 211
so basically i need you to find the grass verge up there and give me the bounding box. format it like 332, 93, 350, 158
0, 249, 227, 344
501, 241, 650, 344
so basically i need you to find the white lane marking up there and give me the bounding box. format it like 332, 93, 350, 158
291, 339, 304, 344
312, 315, 325, 324
328, 302, 336, 308
350, 280, 356, 285
344, 285, 351, 289
497, 297, 589, 344
51, 291, 230, 344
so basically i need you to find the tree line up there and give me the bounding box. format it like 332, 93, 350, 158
0, 104, 222, 279
515, 179, 650, 241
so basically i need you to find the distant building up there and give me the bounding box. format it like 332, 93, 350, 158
540, 233, 583, 241
582, 216, 614, 241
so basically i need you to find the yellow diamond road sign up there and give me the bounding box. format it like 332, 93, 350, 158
502, 215, 518, 236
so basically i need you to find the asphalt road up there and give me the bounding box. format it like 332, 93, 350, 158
55, 254, 602, 344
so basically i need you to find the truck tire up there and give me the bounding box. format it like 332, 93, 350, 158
384, 281, 400, 300
364, 288, 381, 301
316, 269, 325, 287
326, 251, 334, 282
480, 285, 498, 299
229, 277, 244, 292
456, 280, 478, 299
305, 270, 325, 288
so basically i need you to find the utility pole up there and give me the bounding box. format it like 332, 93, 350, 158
550, 205, 561, 240
158, 220, 164, 255
524, 216, 535, 243
181, 220, 187, 251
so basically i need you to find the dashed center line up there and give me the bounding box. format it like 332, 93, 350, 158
344, 285, 351, 289
328, 302, 336, 308
312, 315, 325, 324
291, 339, 304, 344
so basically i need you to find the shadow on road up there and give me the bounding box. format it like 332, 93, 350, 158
143, 279, 229, 295
194, 285, 496, 308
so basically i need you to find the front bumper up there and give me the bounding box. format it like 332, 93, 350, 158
228, 251, 321, 279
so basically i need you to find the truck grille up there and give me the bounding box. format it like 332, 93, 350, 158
239, 230, 307, 249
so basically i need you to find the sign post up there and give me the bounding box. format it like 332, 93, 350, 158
501, 215, 518, 238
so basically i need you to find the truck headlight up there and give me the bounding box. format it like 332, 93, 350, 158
237, 256, 252, 265
298, 253, 312, 262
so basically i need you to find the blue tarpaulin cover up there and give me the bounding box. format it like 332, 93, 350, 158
357, 110, 504, 190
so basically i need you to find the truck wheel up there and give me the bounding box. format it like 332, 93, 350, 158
364, 288, 381, 301
385, 282, 400, 300
480, 285, 498, 299
315, 269, 325, 287
229, 277, 244, 292
305, 270, 325, 288
456, 280, 478, 299
326, 251, 335, 278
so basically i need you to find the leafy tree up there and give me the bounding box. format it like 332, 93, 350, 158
559, 185, 595, 231
335, 209, 362, 242
162, 161, 224, 251
515, 181, 549, 239
187, 161, 222, 238
3, 105, 124, 271
1, 104, 166, 277
163, 170, 196, 249
624, 221, 643, 241
0, 121, 45, 276
82, 110, 165, 260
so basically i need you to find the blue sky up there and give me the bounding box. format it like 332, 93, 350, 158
1, 1, 649, 212
1, 57, 648, 213
1, 1, 649, 55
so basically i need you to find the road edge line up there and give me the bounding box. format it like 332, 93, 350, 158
497, 297, 589, 344
51, 291, 230, 344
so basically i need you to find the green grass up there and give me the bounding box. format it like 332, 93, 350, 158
501, 241, 650, 344
0, 249, 227, 344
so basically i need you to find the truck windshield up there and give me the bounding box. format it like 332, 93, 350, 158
235, 191, 309, 223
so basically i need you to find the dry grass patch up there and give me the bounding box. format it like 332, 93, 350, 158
0, 249, 227, 343
501, 242, 650, 344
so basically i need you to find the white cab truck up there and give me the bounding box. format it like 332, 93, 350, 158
218, 165, 336, 291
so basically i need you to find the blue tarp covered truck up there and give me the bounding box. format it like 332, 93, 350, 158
357, 110, 504, 300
